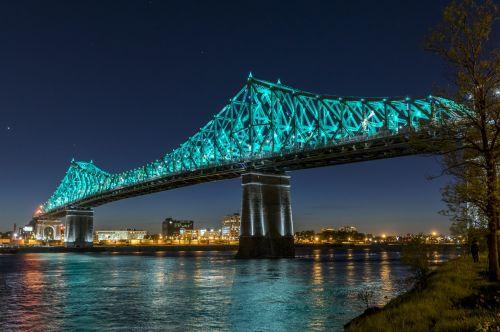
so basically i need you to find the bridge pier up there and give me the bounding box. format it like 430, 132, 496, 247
33, 219, 63, 241
64, 208, 94, 248
236, 172, 294, 258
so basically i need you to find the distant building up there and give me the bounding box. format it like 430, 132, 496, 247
18, 225, 35, 240
221, 213, 240, 240
96, 230, 147, 241
338, 225, 357, 233
199, 228, 219, 239
0, 231, 12, 246
162, 218, 194, 238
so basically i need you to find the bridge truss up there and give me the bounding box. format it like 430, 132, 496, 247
39, 75, 465, 218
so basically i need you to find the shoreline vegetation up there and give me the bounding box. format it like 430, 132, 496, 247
345, 255, 500, 331
0, 243, 459, 254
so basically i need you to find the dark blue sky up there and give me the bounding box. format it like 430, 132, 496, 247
0, 0, 454, 234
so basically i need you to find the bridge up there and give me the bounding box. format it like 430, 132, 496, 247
34, 75, 465, 257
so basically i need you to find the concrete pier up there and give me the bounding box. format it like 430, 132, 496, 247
236, 172, 294, 258
64, 208, 94, 248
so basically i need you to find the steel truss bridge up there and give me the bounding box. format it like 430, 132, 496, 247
37, 75, 465, 219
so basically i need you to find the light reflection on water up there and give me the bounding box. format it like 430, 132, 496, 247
0, 248, 453, 331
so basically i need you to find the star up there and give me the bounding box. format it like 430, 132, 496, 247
6, 126, 11, 131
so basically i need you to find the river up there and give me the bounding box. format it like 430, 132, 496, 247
0, 247, 455, 331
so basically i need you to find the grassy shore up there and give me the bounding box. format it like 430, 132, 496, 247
345, 254, 499, 331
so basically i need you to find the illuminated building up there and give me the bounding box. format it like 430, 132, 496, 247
95, 230, 147, 241
18, 226, 34, 239
162, 218, 194, 238
221, 213, 240, 240
338, 225, 357, 233
199, 228, 219, 239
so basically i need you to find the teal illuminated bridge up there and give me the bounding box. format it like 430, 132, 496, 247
35, 75, 467, 255
38, 75, 465, 219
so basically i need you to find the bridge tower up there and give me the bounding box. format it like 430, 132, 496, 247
64, 208, 94, 248
236, 172, 295, 258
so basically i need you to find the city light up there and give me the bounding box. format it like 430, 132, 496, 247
294, 228, 459, 246
3, 219, 461, 248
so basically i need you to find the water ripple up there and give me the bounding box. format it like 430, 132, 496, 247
0, 248, 432, 331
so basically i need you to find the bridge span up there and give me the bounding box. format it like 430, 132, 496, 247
34, 75, 465, 257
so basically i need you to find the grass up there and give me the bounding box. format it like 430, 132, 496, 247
345, 254, 499, 332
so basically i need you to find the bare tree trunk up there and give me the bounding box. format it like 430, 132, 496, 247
486, 162, 500, 281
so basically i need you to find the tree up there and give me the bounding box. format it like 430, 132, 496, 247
424, 0, 499, 280
401, 234, 431, 281
444, 180, 488, 246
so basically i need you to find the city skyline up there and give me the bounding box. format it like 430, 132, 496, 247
1, 0, 454, 234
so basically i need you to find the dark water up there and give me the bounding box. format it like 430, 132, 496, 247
0, 248, 452, 331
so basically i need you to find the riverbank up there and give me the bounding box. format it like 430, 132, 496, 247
345, 254, 499, 331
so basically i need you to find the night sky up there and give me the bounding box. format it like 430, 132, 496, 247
0, 0, 455, 235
